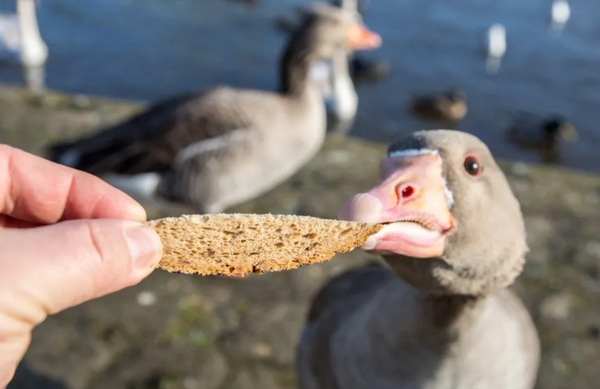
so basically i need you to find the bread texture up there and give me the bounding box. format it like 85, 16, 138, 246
147, 214, 383, 277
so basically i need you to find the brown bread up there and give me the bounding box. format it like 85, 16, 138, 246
147, 214, 383, 277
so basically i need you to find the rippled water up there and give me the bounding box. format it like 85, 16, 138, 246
1, 0, 599, 172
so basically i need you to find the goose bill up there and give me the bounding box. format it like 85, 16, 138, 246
347, 23, 381, 50
339, 152, 455, 258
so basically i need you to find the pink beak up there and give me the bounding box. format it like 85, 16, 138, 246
339, 153, 455, 258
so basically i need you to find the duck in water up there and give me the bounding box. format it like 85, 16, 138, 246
409, 89, 468, 125
506, 113, 577, 164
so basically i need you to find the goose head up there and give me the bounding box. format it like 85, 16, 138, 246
295, 2, 381, 59
339, 130, 528, 296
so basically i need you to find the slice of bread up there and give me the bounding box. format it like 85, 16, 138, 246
147, 214, 383, 277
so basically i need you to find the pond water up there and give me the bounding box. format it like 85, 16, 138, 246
1, 0, 599, 172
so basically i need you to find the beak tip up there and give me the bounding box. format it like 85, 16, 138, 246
339, 192, 384, 223
360, 235, 378, 250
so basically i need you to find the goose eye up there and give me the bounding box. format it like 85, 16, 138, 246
463, 155, 482, 176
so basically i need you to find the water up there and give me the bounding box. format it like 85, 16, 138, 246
1, 0, 600, 172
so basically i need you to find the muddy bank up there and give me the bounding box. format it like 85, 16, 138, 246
0, 86, 598, 389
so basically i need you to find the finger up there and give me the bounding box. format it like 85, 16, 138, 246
0, 220, 163, 344
0, 333, 29, 388
0, 144, 147, 225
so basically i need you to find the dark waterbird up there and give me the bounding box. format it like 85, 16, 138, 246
409, 89, 468, 124
506, 113, 577, 164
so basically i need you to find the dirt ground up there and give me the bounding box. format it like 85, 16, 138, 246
1, 86, 599, 389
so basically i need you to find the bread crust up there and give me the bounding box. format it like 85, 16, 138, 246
147, 214, 383, 277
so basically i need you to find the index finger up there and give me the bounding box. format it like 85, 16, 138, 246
0, 144, 147, 224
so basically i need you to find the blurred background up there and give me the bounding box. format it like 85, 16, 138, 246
0, 0, 599, 170
1, 0, 599, 389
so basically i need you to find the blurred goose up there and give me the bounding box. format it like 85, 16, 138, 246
276, 0, 387, 134
409, 89, 467, 123
485, 23, 505, 73
550, 0, 570, 31
507, 113, 576, 163
274, 1, 390, 87
47, 2, 381, 214
487, 23, 506, 58
305, 0, 359, 134
296, 130, 540, 389
319, 50, 359, 134
0, 0, 47, 67
552, 0, 570, 24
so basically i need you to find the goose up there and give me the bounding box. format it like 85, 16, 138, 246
409, 89, 468, 124
507, 113, 577, 164
320, 49, 359, 134
275, 4, 389, 85
297, 0, 359, 135
277, 0, 369, 134
296, 130, 540, 389
0, 0, 48, 67
550, 0, 570, 29
47, 2, 381, 214
485, 23, 505, 73
274, 0, 390, 102
486, 23, 506, 58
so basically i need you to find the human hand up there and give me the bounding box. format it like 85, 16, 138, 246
0, 144, 163, 387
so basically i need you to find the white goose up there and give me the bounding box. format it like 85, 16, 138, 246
0, 0, 48, 93
485, 23, 506, 73
550, 0, 570, 31
309, 0, 360, 134
0, 0, 47, 67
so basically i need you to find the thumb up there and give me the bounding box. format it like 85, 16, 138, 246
0, 219, 162, 383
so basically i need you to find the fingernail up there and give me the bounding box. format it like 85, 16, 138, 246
124, 226, 163, 271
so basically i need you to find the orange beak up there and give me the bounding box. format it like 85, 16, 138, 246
346, 23, 381, 50
339, 152, 455, 258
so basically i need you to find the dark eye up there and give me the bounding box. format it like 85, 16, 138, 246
463, 155, 483, 176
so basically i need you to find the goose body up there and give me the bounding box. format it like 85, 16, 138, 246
329, 0, 358, 133
319, 51, 359, 134
484, 24, 505, 72
296, 130, 540, 389
47, 2, 381, 213
0, 0, 47, 67
486, 23, 506, 59
409, 90, 467, 123
275, 0, 387, 134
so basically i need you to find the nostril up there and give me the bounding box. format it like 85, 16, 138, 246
400, 185, 415, 199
